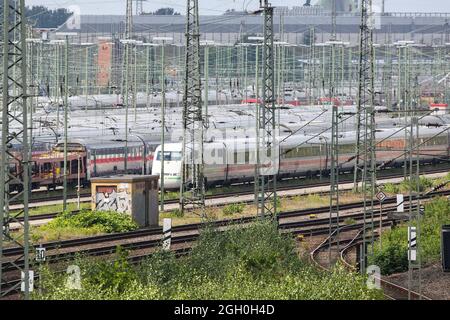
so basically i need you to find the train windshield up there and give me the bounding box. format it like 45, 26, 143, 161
156, 151, 182, 161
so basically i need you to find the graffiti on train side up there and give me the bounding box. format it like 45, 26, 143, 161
95, 184, 131, 213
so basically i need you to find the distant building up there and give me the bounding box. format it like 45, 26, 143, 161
52, 9, 450, 46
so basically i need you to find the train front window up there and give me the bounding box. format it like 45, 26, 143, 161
171, 152, 182, 161
31, 162, 39, 175
156, 151, 182, 161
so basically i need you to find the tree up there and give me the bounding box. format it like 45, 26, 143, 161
26, 6, 72, 28
143, 7, 180, 16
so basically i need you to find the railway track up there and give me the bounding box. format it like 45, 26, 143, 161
14, 164, 450, 208
4, 189, 448, 298
339, 228, 432, 300
311, 221, 433, 300
2, 196, 428, 298
18, 179, 450, 226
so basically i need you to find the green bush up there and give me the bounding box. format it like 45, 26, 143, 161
82, 247, 137, 293
399, 177, 433, 193
383, 177, 434, 195
370, 197, 450, 275
35, 221, 383, 300
383, 183, 399, 194
369, 226, 409, 275
222, 203, 246, 215
43, 209, 138, 233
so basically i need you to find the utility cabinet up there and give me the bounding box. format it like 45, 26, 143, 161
91, 175, 159, 227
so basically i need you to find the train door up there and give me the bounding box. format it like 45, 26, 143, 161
93, 150, 97, 177
224, 142, 229, 184
86, 151, 92, 180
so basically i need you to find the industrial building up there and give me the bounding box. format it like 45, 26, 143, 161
51, 2, 450, 46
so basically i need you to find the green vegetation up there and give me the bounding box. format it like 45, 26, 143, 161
222, 203, 246, 216
382, 176, 436, 195
370, 197, 450, 275
160, 208, 184, 219
344, 218, 357, 226
34, 221, 383, 300
32, 210, 138, 242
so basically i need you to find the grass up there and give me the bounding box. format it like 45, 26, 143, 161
157, 191, 364, 227
30, 210, 138, 243
222, 203, 246, 215
344, 218, 357, 225
11, 202, 91, 217
31, 225, 106, 243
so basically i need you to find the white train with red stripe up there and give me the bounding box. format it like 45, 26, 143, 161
152, 125, 450, 189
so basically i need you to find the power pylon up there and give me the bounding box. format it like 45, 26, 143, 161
135, 0, 146, 15
407, 48, 422, 300
180, 0, 205, 215
121, 0, 134, 172
255, 0, 277, 219
328, 41, 340, 265
307, 27, 316, 106
126, 0, 133, 39
353, 0, 376, 274
331, 0, 337, 41
0, 0, 31, 298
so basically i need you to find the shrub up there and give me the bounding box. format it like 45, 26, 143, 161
35, 220, 383, 300
399, 177, 433, 193
383, 183, 399, 194
82, 247, 138, 293
222, 203, 245, 216
369, 226, 409, 275
42, 209, 138, 233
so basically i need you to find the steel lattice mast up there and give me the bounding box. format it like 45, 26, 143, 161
126, 0, 133, 39
135, 0, 145, 15
406, 46, 422, 300
180, 0, 205, 215
331, 0, 337, 41
255, 0, 277, 219
0, 0, 31, 298
354, 0, 376, 274
121, 0, 134, 172
327, 39, 341, 265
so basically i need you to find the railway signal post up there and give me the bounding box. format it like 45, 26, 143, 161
0, 0, 31, 299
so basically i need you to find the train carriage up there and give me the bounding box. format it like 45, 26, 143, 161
151, 125, 450, 190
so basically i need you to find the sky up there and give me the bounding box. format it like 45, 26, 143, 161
25, 0, 450, 15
